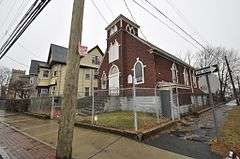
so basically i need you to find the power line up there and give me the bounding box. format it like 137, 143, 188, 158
165, 0, 209, 46
143, 0, 207, 51
5, 55, 29, 67
131, 0, 201, 51
123, 0, 148, 41
0, 0, 18, 30
102, 0, 114, 18
0, 0, 52, 60
0, 0, 30, 44
90, 0, 108, 24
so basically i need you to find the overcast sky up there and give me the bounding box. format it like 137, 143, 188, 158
0, 0, 239, 73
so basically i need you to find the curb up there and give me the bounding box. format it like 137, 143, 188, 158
23, 112, 50, 120
0, 121, 56, 150
74, 120, 179, 141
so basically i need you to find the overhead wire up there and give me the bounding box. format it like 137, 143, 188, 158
0, 0, 52, 60
165, 0, 209, 46
90, 0, 108, 24
142, 0, 207, 51
123, 0, 148, 41
131, 0, 202, 51
102, 0, 114, 18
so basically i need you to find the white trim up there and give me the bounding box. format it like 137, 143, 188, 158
171, 63, 178, 83
133, 58, 145, 85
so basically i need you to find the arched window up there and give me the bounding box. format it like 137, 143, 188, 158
101, 72, 107, 89
134, 58, 145, 84
126, 24, 131, 32
171, 63, 178, 83
130, 27, 136, 35
183, 67, 189, 86
109, 25, 118, 36
108, 40, 119, 63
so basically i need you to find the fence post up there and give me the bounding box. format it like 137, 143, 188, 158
170, 86, 175, 120
50, 96, 54, 119
176, 88, 181, 120
91, 88, 95, 125
133, 77, 138, 131
154, 86, 160, 123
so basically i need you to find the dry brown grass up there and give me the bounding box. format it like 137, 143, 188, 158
211, 107, 240, 157
75, 111, 169, 132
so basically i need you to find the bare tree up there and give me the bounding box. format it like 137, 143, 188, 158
195, 46, 240, 101
0, 66, 11, 98
0, 66, 11, 87
8, 79, 31, 99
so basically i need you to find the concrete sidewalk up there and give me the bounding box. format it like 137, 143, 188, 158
0, 113, 192, 159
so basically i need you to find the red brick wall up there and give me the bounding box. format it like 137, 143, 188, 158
99, 19, 200, 90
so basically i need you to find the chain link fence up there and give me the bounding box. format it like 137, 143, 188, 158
75, 88, 168, 131
26, 87, 213, 132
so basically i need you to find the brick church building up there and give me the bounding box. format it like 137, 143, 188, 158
98, 14, 201, 94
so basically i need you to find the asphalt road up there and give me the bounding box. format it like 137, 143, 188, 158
144, 101, 237, 159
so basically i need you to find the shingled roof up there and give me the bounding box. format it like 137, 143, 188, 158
29, 60, 49, 75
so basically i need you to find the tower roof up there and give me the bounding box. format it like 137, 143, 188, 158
105, 14, 140, 30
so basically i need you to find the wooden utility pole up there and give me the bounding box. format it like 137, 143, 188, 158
205, 74, 218, 138
56, 0, 85, 159
225, 56, 240, 105
237, 76, 240, 93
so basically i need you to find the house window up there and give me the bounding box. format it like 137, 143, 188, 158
40, 88, 48, 95
171, 63, 178, 83
183, 68, 189, 86
134, 58, 145, 84
85, 69, 90, 80
92, 56, 100, 65
93, 70, 98, 79
43, 70, 49, 78
85, 87, 89, 96
108, 40, 119, 63
101, 72, 107, 89
54, 71, 57, 76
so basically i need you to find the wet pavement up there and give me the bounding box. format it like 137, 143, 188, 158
145, 101, 238, 159
0, 110, 192, 159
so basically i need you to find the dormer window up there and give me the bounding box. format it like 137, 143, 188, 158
110, 25, 118, 36
171, 63, 178, 83
108, 40, 119, 63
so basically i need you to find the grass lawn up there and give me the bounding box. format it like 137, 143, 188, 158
211, 106, 240, 157
76, 111, 169, 132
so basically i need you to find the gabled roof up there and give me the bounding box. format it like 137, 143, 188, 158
47, 44, 104, 65
105, 14, 140, 30
29, 60, 49, 75
132, 34, 195, 69
47, 44, 68, 65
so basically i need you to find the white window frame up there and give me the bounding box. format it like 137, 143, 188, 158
183, 67, 189, 86
171, 63, 178, 83
108, 40, 119, 63
133, 58, 145, 85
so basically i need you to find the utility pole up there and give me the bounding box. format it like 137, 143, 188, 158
225, 56, 239, 105
205, 74, 218, 138
237, 76, 240, 94
56, 0, 85, 159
